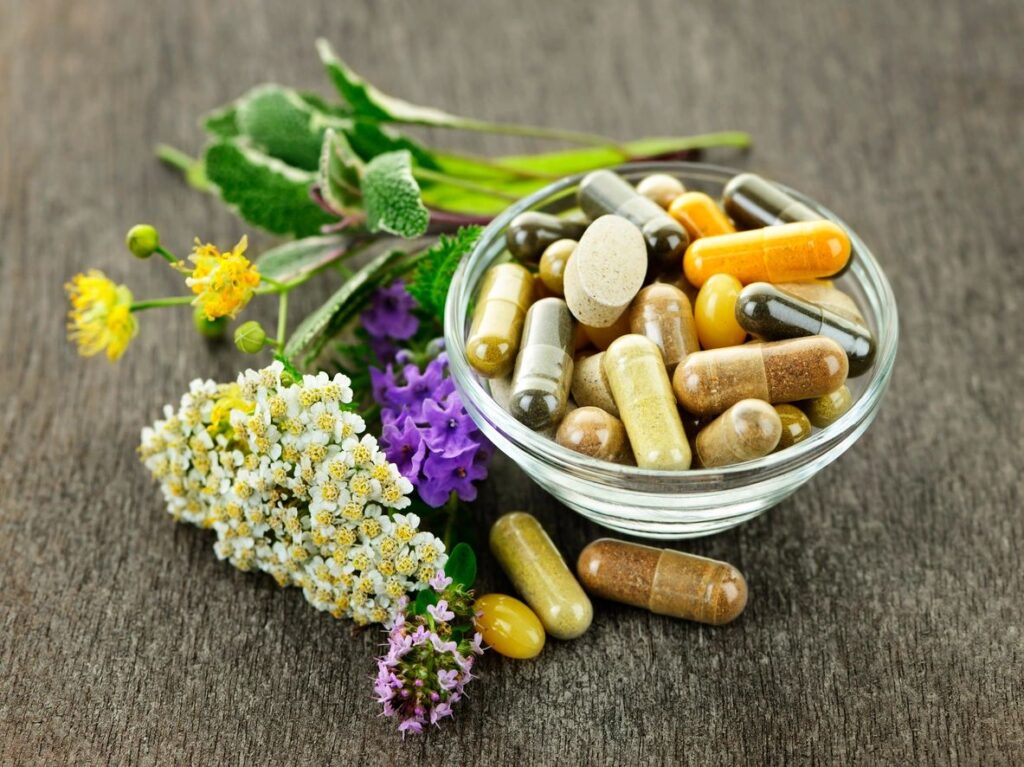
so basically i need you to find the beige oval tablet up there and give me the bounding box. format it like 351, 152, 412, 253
563, 215, 646, 327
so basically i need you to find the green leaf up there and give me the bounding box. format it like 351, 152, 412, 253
413, 588, 439, 616
318, 129, 363, 215
203, 140, 337, 237
255, 235, 353, 283
202, 105, 240, 139
344, 120, 437, 168
361, 150, 429, 238
406, 226, 482, 318
443, 543, 477, 589
235, 85, 342, 171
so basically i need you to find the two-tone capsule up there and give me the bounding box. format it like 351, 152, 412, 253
466, 263, 534, 378
577, 539, 747, 625
578, 170, 690, 271
505, 211, 587, 264
604, 334, 692, 470
695, 399, 782, 468
735, 282, 876, 376
683, 220, 851, 287
627, 283, 700, 373
673, 336, 848, 416
722, 172, 820, 230
509, 298, 575, 430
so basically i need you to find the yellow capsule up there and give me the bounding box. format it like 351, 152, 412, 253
774, 404, 812, 450
474, 593, 546, 659
466, 263, 534, 378
694, 273, 747, 350
683, 220, 851, 287
490, 512, 593, 640
538, 239, 576, 297
668, 191, 736, 240
604, 334, 692, 470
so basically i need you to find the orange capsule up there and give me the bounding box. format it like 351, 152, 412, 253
683, 220, 851, 287
668, 192, 736, 240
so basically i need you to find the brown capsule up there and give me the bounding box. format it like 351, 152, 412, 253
695, 399, 782, 468
635, 173, 687, 209
800, 384, 853, 427
577, 539, 747, 625
774, 404, 812, 450
628, 284, 700, 373
673, 336, 849, 417
538, 239, 576, 297
570, 352, 619, 417
555, 406, 630, 463
582, 310, 632, 351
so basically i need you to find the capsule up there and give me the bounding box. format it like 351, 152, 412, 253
578, 170, 690, 271
695, 399, 781, 467
490, 512, 593, 640
555, 406, 630, 463
473, 593, 546, 659
683, 220, 851, 287
604, 335, 692, 470
774, 404, 812, 450
577, 539, 747, 625
506, 211, 587, 264
775, 280, 865, 327
736, 282, 875, 376
570, 352, 619, 417
509, 298, 575, 430
466, 263, 534, 378
636, 173, 687, 209
801, 384, 853, 427
538, 239, 576, 296
563, 214, 647, 327
693, 273, 746, 349
673, 336, 848, 417
582, 310, 631, 351
722, 172, 820, 230
627, 284, 700, 372
668, 191, 736, 240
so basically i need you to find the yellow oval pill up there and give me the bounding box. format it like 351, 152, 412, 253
474, 593, 546, 659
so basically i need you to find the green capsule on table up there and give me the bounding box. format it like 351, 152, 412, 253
722, 172, 820, 230
490, 512, 593, 640
773, 404, 812, 450
467, 263, 534, 378
735, 282, 876, 376
509, 298, 575, 430
506, 212, 588, 264
577, 170, 690, 271
800, 385, 853, 427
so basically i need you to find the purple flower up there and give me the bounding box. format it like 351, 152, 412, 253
420, 445, 489, 506
362, 281, 419, 340
381, 413, 427, 479
398, 718, 424, 736
427, 600, 455, 623
370, 365, 401, 410
436, 669, 460, 692
469, 632, 484, 654
429, 571, 453, 591
422, 396, 476, 453
430, 701, 454, 725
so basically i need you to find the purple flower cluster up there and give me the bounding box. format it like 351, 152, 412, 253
374, 574, 484, 735
362, 281, 420, 363
374, 352, 492, 507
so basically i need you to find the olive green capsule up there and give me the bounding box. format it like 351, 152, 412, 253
695, 399, 782, 468
467, 263, 534, 378
774, 404, 812, 450
722, 172, 819, 230
577, 170, 689, 271
509, 298, 575, 430
506, 212, 587, 264
801, 385, 853, 427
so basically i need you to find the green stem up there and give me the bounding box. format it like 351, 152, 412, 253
449, 117, 627, 153
412, 167, 520, 201
130, 296, 194, 312
441, 493, 459, 551
154, 246, 179, 266
276, 291, 288, 352
155, 144, 211, 192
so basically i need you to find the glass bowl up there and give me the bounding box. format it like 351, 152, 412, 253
444, 162, 898, 539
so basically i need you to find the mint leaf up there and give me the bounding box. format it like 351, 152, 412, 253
361, 151, 429, 238
255, 235, 353, 283
407, 226, 482, 319
318, 129, 363, 215
235, 85, 341, 171
443, 543, 477, 590
203, 140, 336, 237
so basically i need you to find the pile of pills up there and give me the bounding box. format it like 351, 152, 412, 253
466, 170, 877, 470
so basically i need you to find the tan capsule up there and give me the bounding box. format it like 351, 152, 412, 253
801, 384, 853, 427
570, 352, 619, 417
555, 406, 630, 463
582, 310, 631, 351
577, 539, 747, 625
509, 298, 575, 430
668, 191, 736, 240
466, 263, 534, 378
604, 335, 692, 470
695, 399, 782, 467
635, 173, 687, 209
490, 512, 593, 640
775, 280, 866, 327
673, 336, 849, 417
628, 284, 700, 373
538, 239, 576, 297
563, 215, 647, 327
774, 404, 812, 450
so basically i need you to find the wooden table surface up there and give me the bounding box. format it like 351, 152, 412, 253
2, 1, 1022, 764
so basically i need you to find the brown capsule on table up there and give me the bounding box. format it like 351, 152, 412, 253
563, 215, 648, 327
775, 280, 866, 327
800, 384, 853, 428
582, 310, 631, 351
735, 282, 876, 376
773, 404, 812, 450
538, 239, 576, 296
578, 170, 690, 271
466, 263, 534, 378
635, 173, 687, 209
695, 399, 782, 468
571, 352, 619, 417
555, 406, 630, 463
505, 211, 588, 264
673, 336, 849, 417
627, 283, 700, 373
577, 539, 747, 625
668, 191, 737, 240
509, 298, 575, 430
722, 172, 820, 230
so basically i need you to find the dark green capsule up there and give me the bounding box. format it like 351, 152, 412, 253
577, 170, 689, 271
722, 173, 820, 229
506, 212, 588, 264
509, 298, 575, 430
735, 283, 876, 376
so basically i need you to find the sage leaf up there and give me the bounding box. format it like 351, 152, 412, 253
317, 129, 363, 216
255, 235, 353, 283
361, 151, 429, 238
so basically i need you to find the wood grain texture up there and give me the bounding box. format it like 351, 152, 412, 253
1, 0, 1022, 764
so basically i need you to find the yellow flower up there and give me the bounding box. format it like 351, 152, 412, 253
65, 270, 138, 361
182, 235, 260, 320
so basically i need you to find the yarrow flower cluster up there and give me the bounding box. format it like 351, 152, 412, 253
375, 572, 484, 735
64, 269, 138, 361
138, 361, 446, 626
180, 235, 260, 320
